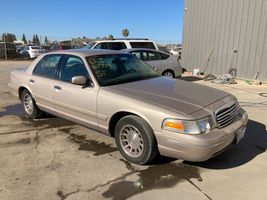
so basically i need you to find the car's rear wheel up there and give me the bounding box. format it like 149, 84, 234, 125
115, 115, 158, 164
163, 70, 175, 78
21, 90, 43, 119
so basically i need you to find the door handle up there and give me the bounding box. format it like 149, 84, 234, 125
29, 79, 35, 84
54, 85, 62, 90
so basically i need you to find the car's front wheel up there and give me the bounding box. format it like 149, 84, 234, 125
21, 90, 43, 119
115, 115, 158, 164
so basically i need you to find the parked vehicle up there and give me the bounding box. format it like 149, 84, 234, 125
82, 38, 158, 50
19, 46, 46, 59
9, 50, 248, 164
122, 48, 182, 78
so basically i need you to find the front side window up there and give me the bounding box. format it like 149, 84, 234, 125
94, 42, 109, 49
87, 54, 159, 86
33, 54, 61, 79
130, 51, 142, 59
59, 55, 89, 83
82, 42, 96, 49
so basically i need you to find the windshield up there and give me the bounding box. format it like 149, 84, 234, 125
87, 54, 160, 86
82, 42, 96, 49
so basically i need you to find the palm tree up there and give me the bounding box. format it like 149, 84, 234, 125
122, 29, 129, 38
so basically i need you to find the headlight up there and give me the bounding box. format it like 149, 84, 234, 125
162, 117, 212, 134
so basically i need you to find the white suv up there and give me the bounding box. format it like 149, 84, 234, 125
82, 38, 159, 51
20, 46, 45, 59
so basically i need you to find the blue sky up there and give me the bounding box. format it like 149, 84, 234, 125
0, 0, 184, 44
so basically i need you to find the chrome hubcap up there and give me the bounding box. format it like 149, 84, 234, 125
23, 93, 33, 115
119, 125, 144, 158
164, 72, 173, 78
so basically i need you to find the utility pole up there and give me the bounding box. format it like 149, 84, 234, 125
40, 35, 42, 49
3, 33, 7, 60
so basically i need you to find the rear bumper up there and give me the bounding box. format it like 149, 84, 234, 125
155, 108, 248, 162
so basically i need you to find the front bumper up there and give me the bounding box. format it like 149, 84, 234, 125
155, 108, 248, 162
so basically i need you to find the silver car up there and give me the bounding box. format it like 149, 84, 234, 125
9, 50, 248, 164
122, 48, 182, 78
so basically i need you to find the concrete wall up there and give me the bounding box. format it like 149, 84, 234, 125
181, 0, 267, 81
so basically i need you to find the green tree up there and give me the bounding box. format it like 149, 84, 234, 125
35, 34, 40, 45
22, 33, 27, 44
108, 34, 114, 40
32, 35, 36, 45
122, 29, 129, 38
44, 36, 48, 43
12, 34, 17, 41
2, 33, 17, 43
33, 34, 40, 45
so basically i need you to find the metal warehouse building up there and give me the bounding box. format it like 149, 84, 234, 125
181, 0, 267, 81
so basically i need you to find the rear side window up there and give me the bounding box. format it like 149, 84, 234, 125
130, 42, 156, 49
160, 52, 170, 59
33, 55, 61, 79
109, 42, 127, 50
94, 42, 127, 50
143, 51, 161, 61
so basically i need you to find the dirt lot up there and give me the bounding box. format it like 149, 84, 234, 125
1, 61, 267, 200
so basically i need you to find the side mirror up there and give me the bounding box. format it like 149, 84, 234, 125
71, 76, 87, 85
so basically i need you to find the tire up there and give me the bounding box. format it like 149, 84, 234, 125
22, 52, 30, 60
162, 70, 175, 78
115, 115, 158, 164
21, 90, 43, 119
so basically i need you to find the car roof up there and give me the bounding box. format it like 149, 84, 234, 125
94, 39, 154, 43
44, 49, 129, 57
121, 48, 171, 55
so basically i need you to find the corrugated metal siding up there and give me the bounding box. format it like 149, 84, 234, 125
181, 0, 267, 81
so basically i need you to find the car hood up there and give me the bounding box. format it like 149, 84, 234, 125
107, 77, 230, 115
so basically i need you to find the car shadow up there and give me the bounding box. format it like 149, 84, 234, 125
0, 104, 24, 117
184, 119, 267, 169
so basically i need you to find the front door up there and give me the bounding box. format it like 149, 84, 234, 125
53, 54, 98, 130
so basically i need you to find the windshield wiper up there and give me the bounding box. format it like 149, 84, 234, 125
102, 75, 159, 87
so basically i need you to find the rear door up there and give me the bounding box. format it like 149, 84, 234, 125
53, 54, 98, 129
30, 54, 62, 109
142, 50, 165, 73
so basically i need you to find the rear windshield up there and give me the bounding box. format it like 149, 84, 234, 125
31, 47, 40, 49
130, 42, 156, 49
